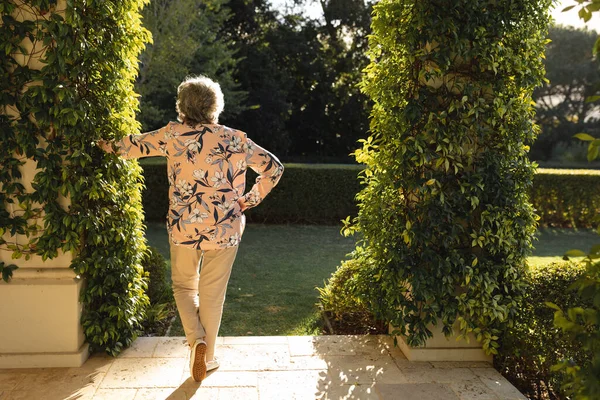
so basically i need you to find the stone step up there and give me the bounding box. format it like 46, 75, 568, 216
0, 335, 524, 400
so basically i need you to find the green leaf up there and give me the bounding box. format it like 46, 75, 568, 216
562, 5, 576, 12
1, 263, 19, 283
585, 95, 600, 103
587, 3, 600, 12
564, 249, 587, 257
588, 144, 600, 161
594, 37, 600, 56
590, 244, 600, 256
579, 7, 592, 22
574, 133, 595, 141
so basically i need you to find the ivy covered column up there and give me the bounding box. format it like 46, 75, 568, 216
343, 0, 552, 361
0, 0, 150, 367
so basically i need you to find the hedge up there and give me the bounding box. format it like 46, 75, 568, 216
318, 259, 591, 400
494, 262, 591, 400
140, 162, 363, 224
140, 162, 600, 227
532, 168, 600, 228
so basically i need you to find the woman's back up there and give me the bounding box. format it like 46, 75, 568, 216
110, 121, 283, 250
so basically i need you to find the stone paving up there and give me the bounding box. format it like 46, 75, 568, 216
0, 335, 525, 400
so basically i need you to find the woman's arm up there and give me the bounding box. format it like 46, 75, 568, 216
237, 135, 284, 211
97, 122, 173, 159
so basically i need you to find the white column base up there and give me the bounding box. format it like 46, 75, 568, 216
390, 324, 492, 362
0, 257, 89, 368
0, 343, 90, 368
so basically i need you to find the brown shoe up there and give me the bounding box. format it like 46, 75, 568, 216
190, 339, 207, 382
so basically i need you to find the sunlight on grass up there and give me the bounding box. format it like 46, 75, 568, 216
527, 228, 597, 268
146, 223, 355, 336
285, 311, 323, 336
528, 256, 570, 268
145, 223, 598, 336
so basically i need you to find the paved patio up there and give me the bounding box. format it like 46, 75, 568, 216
0, 335, 524, 400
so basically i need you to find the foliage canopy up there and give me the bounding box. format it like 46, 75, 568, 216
532, 25, 600, 161
216, 0, 373, 159
137, 0, 245, 131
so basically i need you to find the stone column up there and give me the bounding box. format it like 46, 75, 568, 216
0, 1, 89, 368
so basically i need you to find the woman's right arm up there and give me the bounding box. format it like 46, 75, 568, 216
98, 122, 174, 159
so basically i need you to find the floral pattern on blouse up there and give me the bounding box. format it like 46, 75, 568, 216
105, 122, 284, 250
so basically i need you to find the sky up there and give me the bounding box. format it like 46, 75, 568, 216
271, 0, 600, 32
553, 0, 600, 32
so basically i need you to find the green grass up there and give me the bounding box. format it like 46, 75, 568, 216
144, 223, 599, 336
145, 223, 356, 336
528, 227, 598, 267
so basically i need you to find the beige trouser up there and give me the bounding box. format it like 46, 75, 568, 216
170, 243, 238, 361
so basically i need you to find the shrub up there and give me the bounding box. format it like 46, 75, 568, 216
320, 259, 591, 398
142, 246, 172, 305
142, 303, 173, 336
532, 169, 600, 228
318, 256, 386, 334
140, 247, 174, 336
548, 259, 600, 399
545, 129, 600, 399
495, 262, 590, 400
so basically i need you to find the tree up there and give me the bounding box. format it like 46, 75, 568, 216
138, 0, 245, 131
287, 0, 372, 160
218, 0, 294, 153
221, 0, 372, 160
531, 25, 600, 161
336, 0, 551, 352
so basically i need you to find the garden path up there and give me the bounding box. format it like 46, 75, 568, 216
0, 335, 523, 399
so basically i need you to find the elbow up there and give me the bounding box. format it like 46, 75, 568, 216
267, 161, 284, 186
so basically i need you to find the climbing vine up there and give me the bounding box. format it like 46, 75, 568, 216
0, 0, 150, 355
339, 0, 552, 353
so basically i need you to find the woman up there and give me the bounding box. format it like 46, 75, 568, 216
98, 76, 284, 383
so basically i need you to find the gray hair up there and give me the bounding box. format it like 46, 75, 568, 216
176, 76, 224, 125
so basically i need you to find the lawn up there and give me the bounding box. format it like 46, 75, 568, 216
528, 227, 598, 267
145, 223, 598, 336
145, 223, 356, 336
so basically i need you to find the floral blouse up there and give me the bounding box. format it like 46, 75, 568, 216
104, 122, 284, 250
